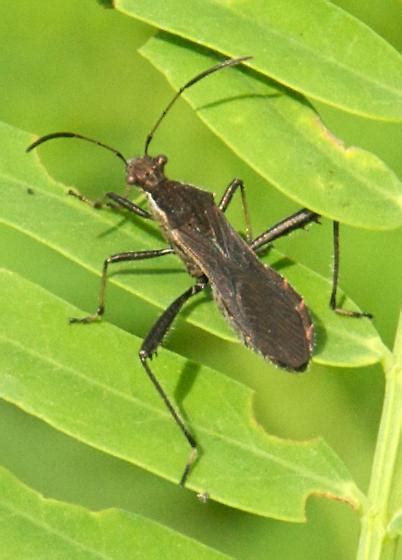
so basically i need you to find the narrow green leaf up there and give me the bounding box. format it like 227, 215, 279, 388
1, 121, 385, 367
0, 466, 232, 559
0, 270, 364, 519
115, 0, 402, 121
140, 35, 402, 229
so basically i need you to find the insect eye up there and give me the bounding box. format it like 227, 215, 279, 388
155, 154, 167, 167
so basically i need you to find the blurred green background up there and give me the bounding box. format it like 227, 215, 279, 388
0, 1, 401, 558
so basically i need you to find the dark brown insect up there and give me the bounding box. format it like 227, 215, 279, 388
27, 56, 370, 487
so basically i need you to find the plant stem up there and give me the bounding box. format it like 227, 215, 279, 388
357, 313, 402, 560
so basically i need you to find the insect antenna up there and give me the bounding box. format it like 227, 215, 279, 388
144, 55, 252, 155
26, 131, 128, 166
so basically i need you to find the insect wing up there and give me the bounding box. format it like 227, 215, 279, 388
173, 206, 314, 371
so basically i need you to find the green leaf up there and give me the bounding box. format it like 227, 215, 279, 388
140, 35, 402, 230
0, 466, 232, 559
141, 34, 402, 229
0, 269, 364, 519
1, 121, 385, 367
115, 0, 402, 121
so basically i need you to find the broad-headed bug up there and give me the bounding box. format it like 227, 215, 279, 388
27, 56, 371, 487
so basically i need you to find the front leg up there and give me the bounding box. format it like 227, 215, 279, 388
70, 248, 174, 323
68, 189, 152, 219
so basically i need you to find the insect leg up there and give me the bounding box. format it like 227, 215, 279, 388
70, 248, 174, 323
250, 208, 320, 251
251, 210, 372, 318
139, 276, 208, 487
329, 222, 372, 318
105, 192, 152, 218
68, 189, 152, 219
218, 178, 252, 242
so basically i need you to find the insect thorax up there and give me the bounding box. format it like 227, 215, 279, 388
147, 181, 216, 278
